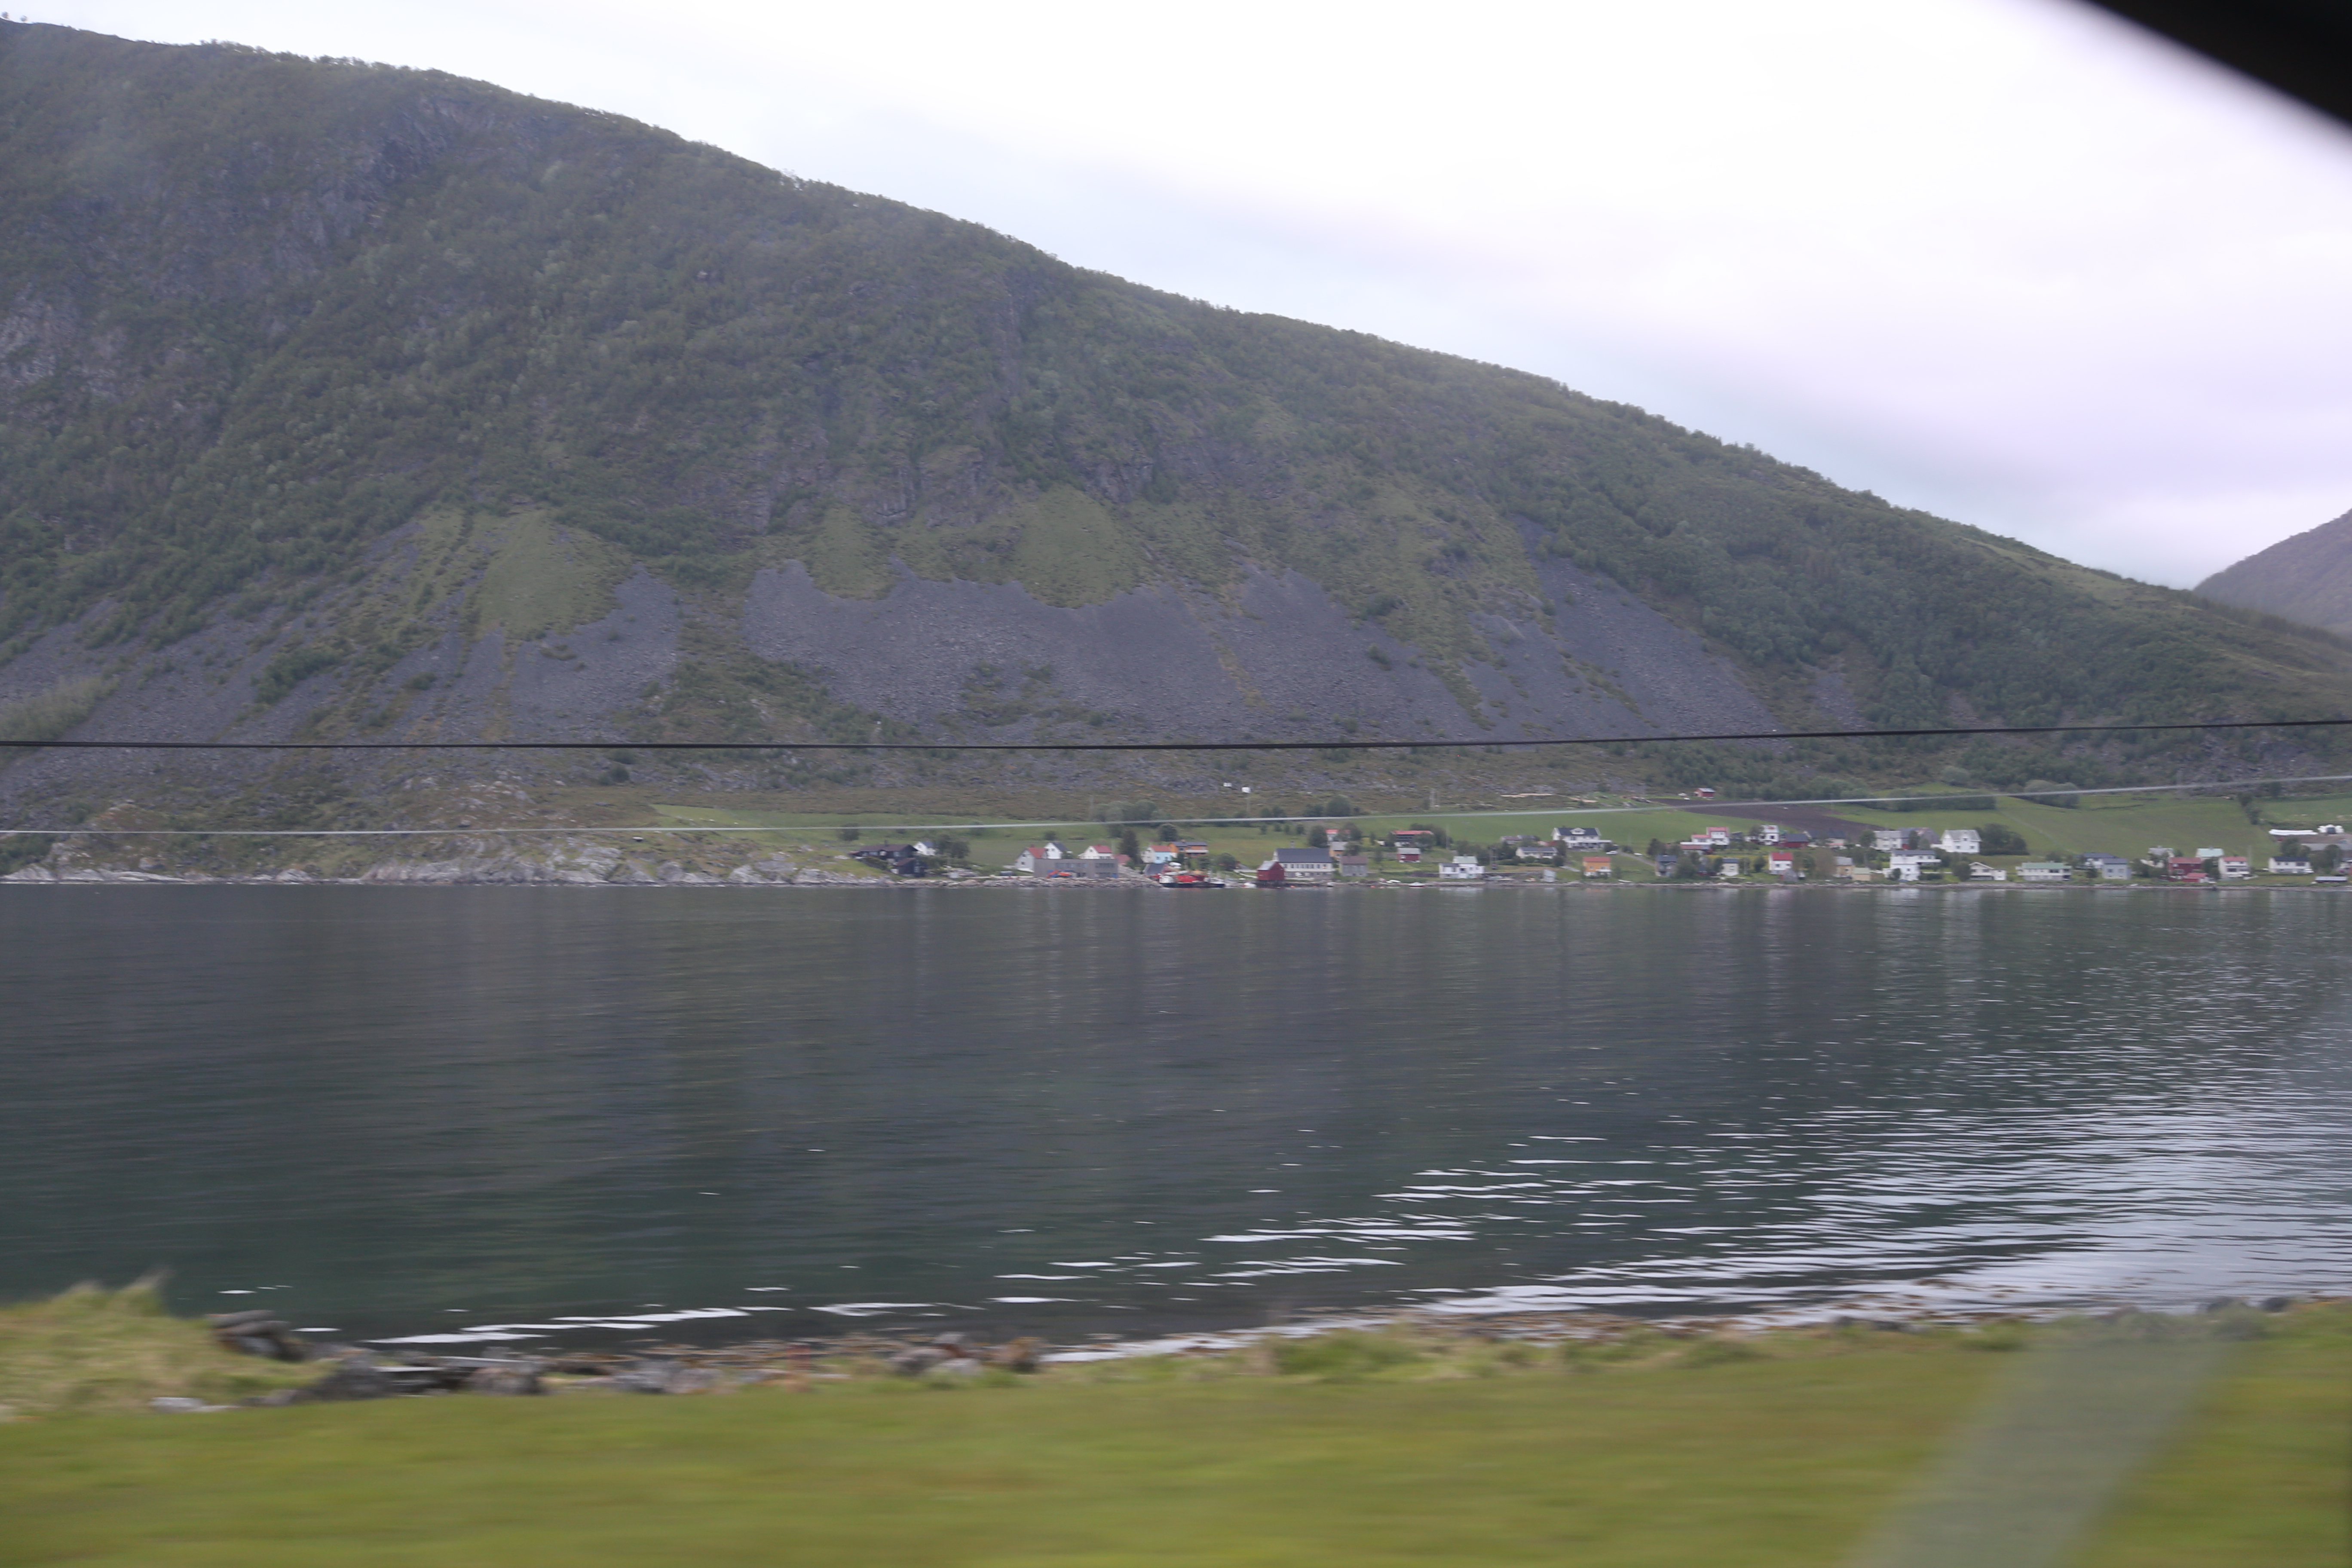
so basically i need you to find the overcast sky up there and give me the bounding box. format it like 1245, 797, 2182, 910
27, 0, 2352, 585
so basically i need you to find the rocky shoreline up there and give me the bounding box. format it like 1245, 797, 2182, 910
142, 1293, 2329, 1415
9, 1279, 2335, 1422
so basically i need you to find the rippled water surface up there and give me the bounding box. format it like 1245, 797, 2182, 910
3, 885, 2347, 1343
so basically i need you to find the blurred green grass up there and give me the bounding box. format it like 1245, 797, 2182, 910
3, 1309, 2344, 1567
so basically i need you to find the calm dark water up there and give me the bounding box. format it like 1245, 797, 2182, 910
3, 885, 2347, 1346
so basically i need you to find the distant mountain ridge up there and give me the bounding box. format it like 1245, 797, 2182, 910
2197, 508, 2352, 637
2, 18, 2349, 832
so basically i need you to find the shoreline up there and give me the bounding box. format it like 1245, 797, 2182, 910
9, 1281, 2336, 1422
3, 872, 2342, 891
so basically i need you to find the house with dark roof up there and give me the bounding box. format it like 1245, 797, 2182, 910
1271, 847, 1335, 883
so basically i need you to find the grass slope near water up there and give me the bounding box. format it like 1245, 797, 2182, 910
2, 1296, 2346, 1567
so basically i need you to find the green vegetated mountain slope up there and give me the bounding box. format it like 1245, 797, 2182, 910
2198, 508, 2352, 637
2, 18, 2349, 833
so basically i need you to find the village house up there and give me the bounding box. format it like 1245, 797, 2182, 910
1754, 824, 1782, 845
2219, 854, 2251, 880
850, 842, 933, 876
2270, 857, 2314, 875
1767, 851, 1798, 879
2018, 861, 2072, 882
1076, 843, 1120, 861
1872, 828, 1907, 851
1885, 847, 1946, 882
1554, 824, 1611, 848
2081, 853, 2132, 881
1513, 840, 1562, 864
1271, 846, 1335, 883
2168, 858, 2209, 882
1937, 828, 1981, 855
1437, 854, 1485, 881
1969, 862, 2008, 881
1582, 854, 1613, 879
1012, 844, 1066, 874
1391, 830, 1436, 863
1334, 854, 1370, 879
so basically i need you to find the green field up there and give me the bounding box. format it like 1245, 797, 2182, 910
633, 790, 2352, 882
3, 1305, 2345, 1568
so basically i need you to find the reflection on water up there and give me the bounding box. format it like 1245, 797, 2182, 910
2, 885, 2346, 1342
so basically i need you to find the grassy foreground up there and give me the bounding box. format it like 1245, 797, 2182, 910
0, 1298, 2345, 1567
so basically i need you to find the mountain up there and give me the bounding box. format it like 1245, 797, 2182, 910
3, 19, 2349, 845
2197, 508, 2352, 637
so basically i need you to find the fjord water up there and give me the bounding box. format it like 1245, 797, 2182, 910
3, 885, 2346, 1344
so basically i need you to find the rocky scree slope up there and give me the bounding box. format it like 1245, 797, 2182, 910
3, 19, 2350, 846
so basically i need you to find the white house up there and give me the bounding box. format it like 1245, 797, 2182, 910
2219, 855, 2251, 880
1012, 844, 1066, 873
1077, 843, 1120, 861
1754, 823, 1782, 845
1938, 828, 1981, 855
2082, 854, 2132, 881
1872, 829, 1907, 851
1437, 854, 1485, 881
1694, 826, 1732, 848
2270, 858, 2314, 874
1889, 850, 1942, 872
1272, 847, 1335, 882
2018, 861, 2072, 882
1969, 862, 2007, 881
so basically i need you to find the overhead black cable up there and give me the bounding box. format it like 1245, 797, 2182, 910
2, 715, 2350, 752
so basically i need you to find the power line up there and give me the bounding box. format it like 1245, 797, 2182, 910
1, 714, 2350, 753
13, 772, 2349, 839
